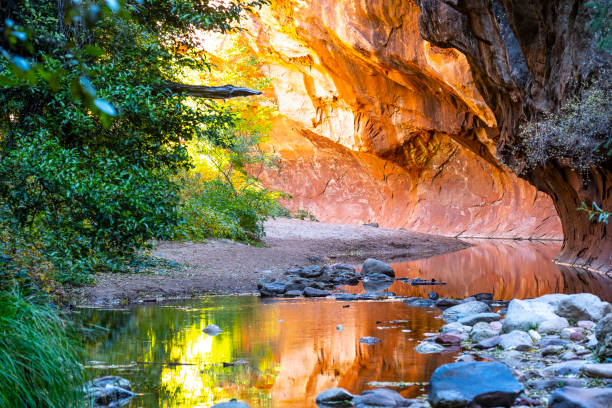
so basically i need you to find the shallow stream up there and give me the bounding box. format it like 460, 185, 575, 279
81, 240, 612, 407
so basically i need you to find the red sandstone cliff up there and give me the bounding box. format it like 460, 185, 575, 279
243, 0, 563, 240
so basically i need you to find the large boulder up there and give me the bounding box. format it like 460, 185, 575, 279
531, 294, 569, 307
442, 301, 491, 322
315, 388, 354, 407
549, 387, 612, 408
361, 258, 395, 278
428, 362, 523, 408
595, 314, 612, 358
502, 299, 558, 332
555, 293, 611, 322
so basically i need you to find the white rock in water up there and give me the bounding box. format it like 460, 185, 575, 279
203, 324, 223, 336
502, 299, 558, 332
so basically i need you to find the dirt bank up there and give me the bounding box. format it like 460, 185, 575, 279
69, 218, 469, 306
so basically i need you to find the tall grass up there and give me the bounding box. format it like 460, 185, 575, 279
0, 290, 85, 408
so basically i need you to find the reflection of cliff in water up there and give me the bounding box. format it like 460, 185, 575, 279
82, 298, 455, 407
349, 240, 612, 301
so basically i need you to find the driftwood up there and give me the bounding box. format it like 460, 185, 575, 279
164, 82, 262, 99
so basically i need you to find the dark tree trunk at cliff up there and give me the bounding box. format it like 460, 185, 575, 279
415, 0, 612, 271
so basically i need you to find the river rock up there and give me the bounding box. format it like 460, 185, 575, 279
299, 265, 324, 278
526, 378, 587, 391
502, 299, 558, 332
203, 324, 223, 336
471, 322, 499, 343
404, 297, 436, 307
359, 336, 380, 345
259, 282, 288, 297
441, 322, 472, 334
361, 258, 395, 278
555, 293, 611, 322
541, 345, 565, 356
472, 293, 494, 301
475, 335, 502, 349
543, 361, 589, 376
595, 313, 612, 358
354, 388, 414, 407
84, 376, 134, 406
457, 312, 501, 326
500, 330, 533, 351
532, 294, 569, 307
303, 287, 330, 297
212, 399, 250, 408
90, 376, 132, 391
538, 317, 570, 334
490, 321, 502, 331
315, 388, 354, 407
428, 361, 523, 408
539, 337, 569, 348
549, 387, 612, 408
581, 363, 612, 378
435, 333, 463, 345
577, 320, 596, 329
442, 301, 491, 322
435, 298, 462, 308
415, 341, 445, 354
284, 290, 303, 297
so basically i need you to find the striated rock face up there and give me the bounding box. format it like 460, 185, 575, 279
246, 0, 562, 239
415, 0, 612, 270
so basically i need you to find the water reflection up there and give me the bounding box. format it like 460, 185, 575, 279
349, 240, 612, 301
81, 298, 453, 408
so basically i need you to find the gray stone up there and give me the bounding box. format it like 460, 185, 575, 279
549, 387, 612, 408
284, 290, 303, 297
457, 313, 501, 326
299, 265, 324, 278
440, 322, 472, 334
331, 263, 356, 272
526, 378, 587, 391
415, 341, 445, 354
404, 298, 436, 307
428, 362, 523, 408
91, 376, 132, 391
84, 376, 135, 406
538, 317, 570, 334
543, 361, 589, 376
595, 313, 612, 358
475, 335, 502, 349
541, 345, 565, 356
502, 299, 558, 332
500, 330, 534, 351
539, 337, 569, 348
212, 400, 250, 408
334, 293, 359, 301
354, 388, 414, 407
470, 322, 499, 343
555, 293, 611, 322
259, 282, 288, 297
531, 294, 569, 307
203, 324, 223, 336
472, 293, 493, 301
442, 301, 491, 322
303, 287, 330, 297
435, 298, 462, 308
361, 258, 395, 278
315, 388, 354, 407
359, 336, 381, 345
581, 363, 612, 379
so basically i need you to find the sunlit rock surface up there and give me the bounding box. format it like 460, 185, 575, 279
243, 0, 561, 239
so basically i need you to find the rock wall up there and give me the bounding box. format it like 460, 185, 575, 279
416, 0, 612, 270
245, 0, 562, 239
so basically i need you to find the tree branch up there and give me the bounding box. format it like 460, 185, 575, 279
164, 82, 262, 99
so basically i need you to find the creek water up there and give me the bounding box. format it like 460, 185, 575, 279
80, 240, 612, 407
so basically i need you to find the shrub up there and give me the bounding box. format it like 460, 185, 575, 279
520, 82, 611, 171
0, 290, 85, 408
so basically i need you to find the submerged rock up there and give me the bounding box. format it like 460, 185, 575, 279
361, 258, 395, 278
428, 362, 523, 408
415, 341, 445, 354
549, 387, 612, 408
359, 336, 381, 345
203, 324, 223, 336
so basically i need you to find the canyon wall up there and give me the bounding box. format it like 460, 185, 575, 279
244, 0, 562, 239
416, 0, 612, 270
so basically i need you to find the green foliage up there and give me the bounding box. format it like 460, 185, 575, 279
519, 82, 611, 171
586, 0, 612, 52
0, 0, 267, 284
175, 176, 288, 243
577, 201, 611, 223
0, 290, 85, 408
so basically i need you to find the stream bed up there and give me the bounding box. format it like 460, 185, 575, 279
80, 240, 612, 407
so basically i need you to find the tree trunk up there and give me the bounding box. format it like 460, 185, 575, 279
164, 82, 262, 99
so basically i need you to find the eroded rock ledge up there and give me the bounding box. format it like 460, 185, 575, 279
243, 0, 562, 240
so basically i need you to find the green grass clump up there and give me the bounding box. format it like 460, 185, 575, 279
0, 290, 85, 408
